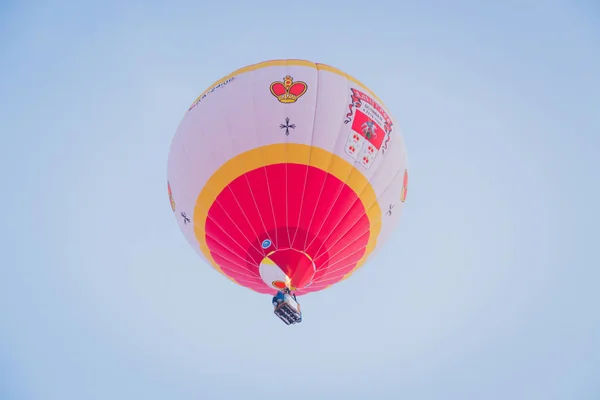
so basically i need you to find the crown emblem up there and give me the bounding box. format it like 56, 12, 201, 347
270, 75, 307, 103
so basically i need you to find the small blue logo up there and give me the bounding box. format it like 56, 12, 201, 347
261, 239, 272, 249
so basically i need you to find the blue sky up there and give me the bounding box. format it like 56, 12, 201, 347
1, 1, 599, 399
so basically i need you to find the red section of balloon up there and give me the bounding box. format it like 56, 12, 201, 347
204, 163, 371, 294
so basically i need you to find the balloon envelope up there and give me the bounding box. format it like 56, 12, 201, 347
167, 59, 408, 295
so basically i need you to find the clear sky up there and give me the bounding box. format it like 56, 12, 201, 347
1, 1, 599, 399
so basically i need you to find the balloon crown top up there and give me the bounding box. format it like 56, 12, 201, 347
270, 75, 308, 103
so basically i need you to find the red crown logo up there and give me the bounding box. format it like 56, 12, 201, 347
270, 75, 307, 103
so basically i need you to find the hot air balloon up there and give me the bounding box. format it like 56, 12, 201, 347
166, 59, 408, 325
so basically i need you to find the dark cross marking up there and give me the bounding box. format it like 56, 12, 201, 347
181, 212, 190, 224
386, 204, 395, 216
279, 117, 296, 136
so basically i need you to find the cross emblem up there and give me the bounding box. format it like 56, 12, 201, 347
386, 204, 395, 216
279, 117, 296, 136
181, 212, 190, 224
